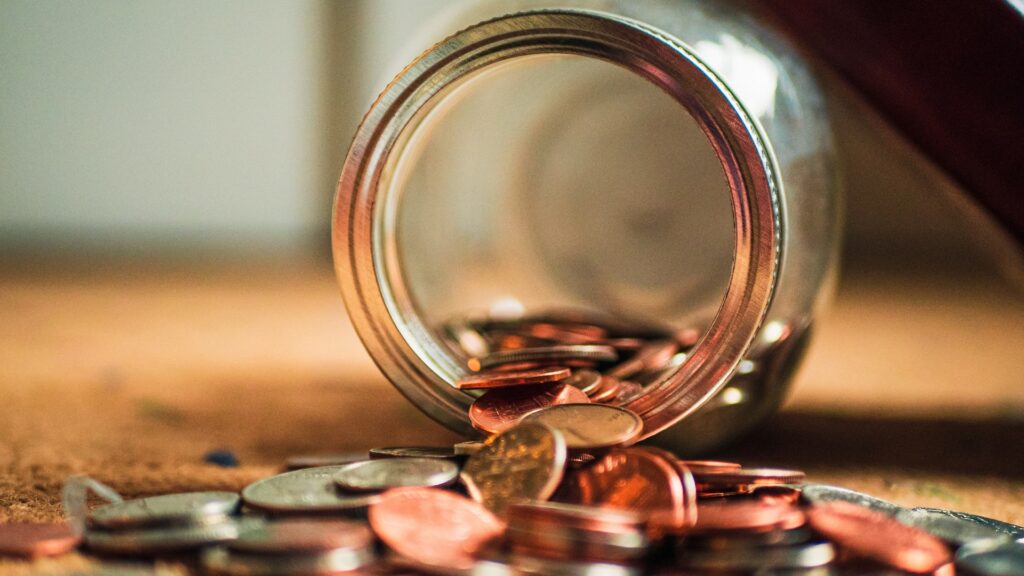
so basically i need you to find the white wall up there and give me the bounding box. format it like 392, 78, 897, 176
0, 0, 342, 250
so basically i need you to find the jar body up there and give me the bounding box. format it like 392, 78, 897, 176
335, 0, 841, 453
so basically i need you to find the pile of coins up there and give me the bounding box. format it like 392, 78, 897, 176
2, 318, 1022, 574
443, 313, 700, 435
3, 430, 1024, 574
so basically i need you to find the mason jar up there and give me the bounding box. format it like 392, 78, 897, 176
333, 0, 841, 453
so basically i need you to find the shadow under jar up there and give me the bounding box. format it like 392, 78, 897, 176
333, 1, 840, 454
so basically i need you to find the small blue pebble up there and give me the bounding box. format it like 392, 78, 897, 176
204, 450, 239, 468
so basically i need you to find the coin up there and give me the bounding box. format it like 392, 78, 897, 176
89, 491, 240, 530
752, 484, 803, 506
678, 460, 742, 473
896, 508, 1008, 547
369, 487, 504, 571
284, 453, 367, 471
469, 345, 618, 371
0, 522, 80, 558
806, 501, 953, 574
557, 448, 689, 532
203, 545, 376, 575
84, 518, 247, 554
587, 376, 622, 404
912, 508, 1024, 543
692, 463, 802, 485
562, 369, 603, 395
506, 501, 648, 562
519, 404, 643, 450
454, 440, 485, 456
457, 367, 572, 390
509, 554, 643, 576
469, 383, 589, 434
368, 446, 459, 460
605, 340, 678, 379
333, 458, 459, 492
461, 423, 567, 516
241, 467, 382, 514
631, 446, 698, 529
228, 518, 374, 554
956, 538, 1024, 576
680, 541, 835, 571
800, 484, 904, 517
693, 501, 806, 533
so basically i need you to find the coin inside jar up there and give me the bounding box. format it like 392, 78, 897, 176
519, 404, 643, 450
456, 367, 572, 390
332, 458, 459, 492
468, 345, 618, 371
469, 383, 589, 434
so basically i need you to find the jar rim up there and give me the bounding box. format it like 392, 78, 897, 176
333, 9, 782, 440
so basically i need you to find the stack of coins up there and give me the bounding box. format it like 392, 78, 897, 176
202, 519, 376, 575
83, 492, 246, 555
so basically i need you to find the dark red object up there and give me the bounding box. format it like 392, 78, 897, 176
763, 0, 1024, 244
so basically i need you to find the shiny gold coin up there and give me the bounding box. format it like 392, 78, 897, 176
519, 404, 643, 450
460, 423, 567, 516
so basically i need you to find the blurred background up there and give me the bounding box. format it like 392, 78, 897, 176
1, 0, 1022, 523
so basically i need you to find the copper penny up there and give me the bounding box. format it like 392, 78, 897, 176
752, 484, 802, 506
519, 404, 643, 450
632, 447, 698, 529
692, 467, 806, 487
368, 487, 504, 571
557, 448, 687, 532
469, 383, 589, 434
456, 367, 571, 390
693, 501, 806, 533
605, 340, 678, 379
678, 460, 742, 474
468, 345, 618, 371
563, 369, 602, 395
588, 376, 622, 404
807, 501, 953, 574
0, 522, 80, 558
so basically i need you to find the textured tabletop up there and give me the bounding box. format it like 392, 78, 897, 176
0, 256, 1021, 573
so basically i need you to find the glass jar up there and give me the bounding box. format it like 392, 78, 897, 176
333, 0, 840, 453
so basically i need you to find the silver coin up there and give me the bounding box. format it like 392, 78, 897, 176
454, 441, 485, 456
241, 467, 381, 514
509, 554, 643, 576
506, 524, 648, 562
228, 518, 374, 555
473, 345, 618, 370
368, 446, 459, 460
84, 518, 249, 554
284, 453, 367, 471
89, 491, 239, 530
679, 541, 835, 571
202, 545, 375, 575
799, 484, 904, 517
333, 458, 459, 492
896, 508, 1009, 547
956, 538, 1024, 576
913, 508, 1024, 543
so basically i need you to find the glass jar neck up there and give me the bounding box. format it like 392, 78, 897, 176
334, 9, 783, 440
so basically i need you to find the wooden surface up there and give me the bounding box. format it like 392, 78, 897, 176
0, 256, 1022, 572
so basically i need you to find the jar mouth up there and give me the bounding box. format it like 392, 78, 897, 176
334, 9, 782, 440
